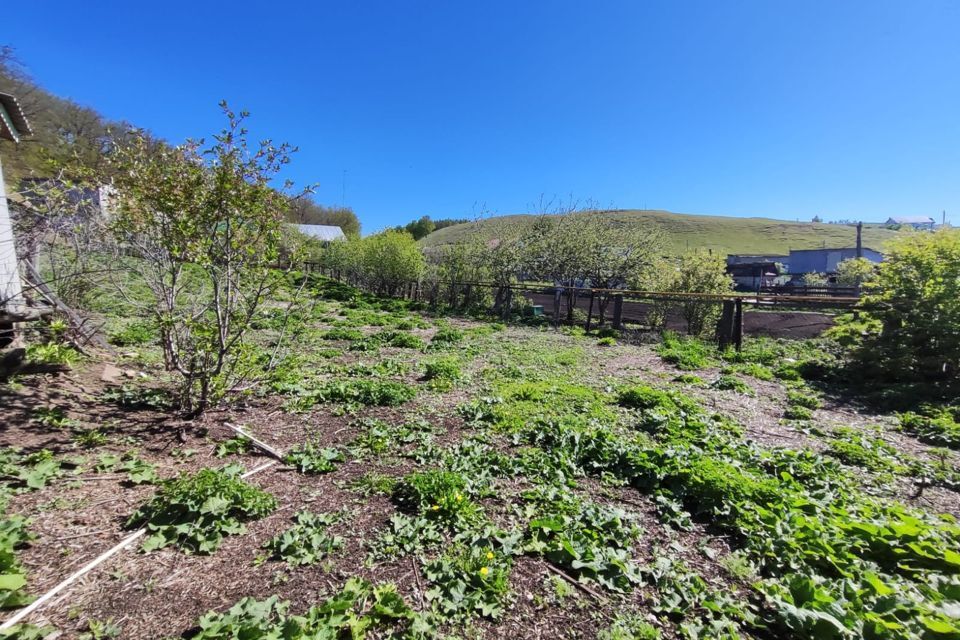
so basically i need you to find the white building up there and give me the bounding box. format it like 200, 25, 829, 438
0, 92, 32, 312
885, 216, 936, 230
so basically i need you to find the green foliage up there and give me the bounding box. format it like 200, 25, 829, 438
786, 389, 822, 410
0, 449, 60, 491
30, 406, 77, 429
214, 436, 252, 458
710, 374, 752, 395
382, 330, 426, 350
597, 336, 617, 346
107, 320, 157, 347
424, 545, 511, 619
262, 511, 343, 566
94, 452, 159, 485
656, 332, 715, 370
783, 405, 813, 421
127, 465, 276, 554
655, 252, 733, 335
25, 342, 80, 366
422, 357, 462, 390
598, 615, 661, 640
315, 379, 416, 408
835, 257, 878, 287
523, 487, 642, 592
187, 579, 430, 639
899, 409, 960, 449
392, 471, 483, 530
825, 427, 900, 473
370, 514, 445, 559
855, 229, 960, 384
283, 443, 343, 474
0, 498, 34, 609
320, 327, 365, 341
105, 105, 302, 415
100, 385, 172, 411
430, 327, 464, 347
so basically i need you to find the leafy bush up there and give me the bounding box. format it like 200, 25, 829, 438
370, 513, 444, 559
854, 229, 960, 384
898, 410, 960, 449
783, 405, 813, 421
283, 443, 343, 474
382, 331, 426, 350
215, 436, 252, 458
108, 321, 157, 347
262, 511, 343, 566
187, 579, 428, 638
25, 342, 80, 366
524, 488, 642, 592
316, 379, 416, 407
424, 545, 511, 619
127, 466, 276, 554
392, 470, 483, 529
656, 332, 714, 370
597, 336, 616, 346
320, 327, 364, 341
710, 375, 753, 395
786, 389, 822, 410
430, 327, 464, 347
617, 385, 678, 412
423, 357, 462, 390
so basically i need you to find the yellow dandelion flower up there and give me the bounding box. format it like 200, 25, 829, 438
479, 566, 489, 576
486, 551, 494, 560
456, 493, 463, 501
431, 504, 439, 511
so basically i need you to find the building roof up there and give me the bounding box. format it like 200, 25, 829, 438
789, 247, 881, 254
886, 216, 935, 224
291, 223, 346, 241
0, 92, 32, 142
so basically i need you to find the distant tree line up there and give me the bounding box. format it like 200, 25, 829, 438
285, 194, 361, 238
392, 215, 470, 240
308, 208, 733, 333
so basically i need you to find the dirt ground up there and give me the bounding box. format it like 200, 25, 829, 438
0, 315, 955, 639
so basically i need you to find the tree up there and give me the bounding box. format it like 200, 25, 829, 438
105, 104, 304, 415
659, 252, 733, 336
357, 230, 425, 295
286, 195, 361, 238
835, 257, 877, 287
856, 229, 960, 383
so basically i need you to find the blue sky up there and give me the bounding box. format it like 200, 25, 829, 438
5, 0, 960, 231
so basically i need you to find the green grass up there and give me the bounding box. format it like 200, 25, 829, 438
420, 209, 902, 255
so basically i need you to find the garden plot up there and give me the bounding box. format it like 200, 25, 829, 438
1, 279, 959, 639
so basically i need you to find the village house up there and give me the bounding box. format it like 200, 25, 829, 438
885, 216, 936, 230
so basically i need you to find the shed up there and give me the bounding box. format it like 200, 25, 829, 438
725, 254, 788, 291
290, 224, 346, 242
787, 247, 883, 275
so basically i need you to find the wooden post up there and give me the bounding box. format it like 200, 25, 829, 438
733, 298, 744, 352
585, 291, 595, 332
553, 288, 562, 327
612, 295, 624, 329
716, 299, 735, 350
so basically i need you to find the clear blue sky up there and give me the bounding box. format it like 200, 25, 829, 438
6, 0, 960, 231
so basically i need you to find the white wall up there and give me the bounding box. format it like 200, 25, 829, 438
0, 156, 24, 309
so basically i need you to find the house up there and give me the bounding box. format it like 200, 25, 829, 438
885, 216, 935, 230
1, 92, 33, 312
290, 223, 346, 242
725, 254, 788, 291
787, 247, 883, 276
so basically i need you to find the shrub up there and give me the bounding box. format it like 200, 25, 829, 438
898, 410, 960, 449
656, 332, 714, 370
617, 385, 677, 412
423, 357, 462, 386
710, 375, 752, 395
25, 342, 80, 366
783, 405, 813, 421
392, 470, 482, 529
786, 389, 822, 410
320, 328, 364, 341
382, 331, 426, 350
430, 327, 464, 347
127, 466, 276, 553
855, 229, 960, 384
597, 336, 616, 346
317, 379, 417, 407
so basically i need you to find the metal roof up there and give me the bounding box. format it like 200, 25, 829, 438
291, 223, 347, 241
0, 92, 32, 142
885, 216, 935, 224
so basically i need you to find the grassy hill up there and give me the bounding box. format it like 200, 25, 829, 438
420, 209, 901, 255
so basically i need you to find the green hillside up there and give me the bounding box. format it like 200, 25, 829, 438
420, 209, 901, 255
